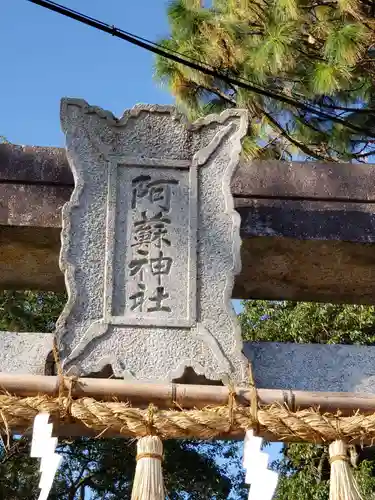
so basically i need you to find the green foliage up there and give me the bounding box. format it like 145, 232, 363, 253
155, 0, 375, 161
0, 437, 40, 500
240, 300, 375, 344
323, 24, 366, 66
48, 438, 244, 499
1, 436, 246, 499
0, 290, 66, 332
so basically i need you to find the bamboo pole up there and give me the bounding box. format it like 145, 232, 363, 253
0, 373, 375, 415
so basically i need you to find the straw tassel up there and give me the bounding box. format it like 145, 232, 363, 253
329, 440, 363, 500
131, 435, 165, 500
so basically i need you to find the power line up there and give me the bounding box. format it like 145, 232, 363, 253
27, 1, 226, 76
26, 0, 375, 138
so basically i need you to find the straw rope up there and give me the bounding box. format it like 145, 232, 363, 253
1, 394, 375, 443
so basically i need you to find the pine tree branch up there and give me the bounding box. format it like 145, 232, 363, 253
354, 148, 375, 157
68, 473, 97, 500
295, 47, 325, 61
353, 140, 370, 154
179, 81, 236, 106
243, 79, 375, 137
316, 451, 328, 483
302, 1, 337, 6
0, 436, 29, 465
197, 84, 237, 105
258, 132, 284, 153
296, 113, 326, 136
315, 102, 375, 113
160, 48, 375, 137
246, 1, 267, 20
259, 107, 334, 161
159, 0, 375, 145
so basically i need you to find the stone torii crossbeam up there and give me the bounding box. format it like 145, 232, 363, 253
3, 146, 375, 304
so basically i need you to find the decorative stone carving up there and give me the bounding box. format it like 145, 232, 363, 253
57, 98, 248, 384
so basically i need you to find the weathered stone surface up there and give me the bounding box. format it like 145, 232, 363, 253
0, 332, 54, 375
238, 199, 375, 242
3, 143, 375, 202
3, 333, 375, 395
0, 183, 69, 227
57, 99, 248, 383
3, 221, 375, 304
237, 236, 375, 304
0, 226, 64, 291
3, 208, 375, 304
244, 342, 375, 393
0, 144, 71, 184
232, 159, 375, 201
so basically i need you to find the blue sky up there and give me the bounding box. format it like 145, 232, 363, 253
1, 0, 172, 146
2, 0, 281, 482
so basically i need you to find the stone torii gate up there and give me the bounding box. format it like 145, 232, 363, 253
3, 97, 375, 500
2, 99, 375, 412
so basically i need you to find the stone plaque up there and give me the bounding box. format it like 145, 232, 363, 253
57, 98, 248, 384
113, 165, 193, 327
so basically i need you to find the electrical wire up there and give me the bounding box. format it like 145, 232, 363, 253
26, 0, 375, 137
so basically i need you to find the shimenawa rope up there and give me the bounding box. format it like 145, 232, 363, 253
0, 357, 370, 500
3, 394, 375, 443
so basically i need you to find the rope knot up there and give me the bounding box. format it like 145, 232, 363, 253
330, 455, 348, 465
248, 362, 259, 433
52, 339, 78, 420
136, 452, 163, 462
227, 382, 237, 431
146, 403, 157, 436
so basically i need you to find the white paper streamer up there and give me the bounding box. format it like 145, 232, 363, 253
30, 413, 62, 500
243, 430, 279, 500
